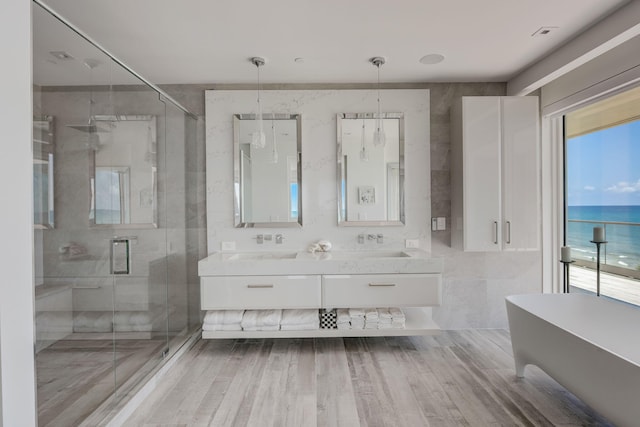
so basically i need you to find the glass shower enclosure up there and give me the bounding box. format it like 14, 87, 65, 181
32, 2, 201, 425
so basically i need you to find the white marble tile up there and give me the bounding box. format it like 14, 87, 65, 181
205, 89, 431, 253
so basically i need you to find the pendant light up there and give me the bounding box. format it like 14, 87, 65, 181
359, 119, 369, 162
370, 56, 386, 147
271, 119, 279, 163
250, 57, 266, 148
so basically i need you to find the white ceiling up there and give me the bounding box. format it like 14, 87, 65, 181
33, 0, 629, 86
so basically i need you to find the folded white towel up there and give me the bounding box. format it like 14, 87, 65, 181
203, 310, 245, 325
241, 309, 282, 329
389, 307, 405, 320
377, 308, 392, 319
280, 322, 319, 331
391, 322, 405, 329
203, 310, 224, 325
242, 325, 280, 331
365, 323, 378, 329
337, 309, 350, 323
378, 323, 393, 329
350, 318, 364, 329
349, 308, 365, 318
365, 308, 379, 320
281, 309, 318, 326
337, 323, 351, 330
202, 323, 242, 331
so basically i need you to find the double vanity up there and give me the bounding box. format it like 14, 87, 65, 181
202, 89, 439, 338
198, 250, 443, 338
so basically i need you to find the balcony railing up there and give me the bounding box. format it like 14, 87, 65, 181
567, 218, 640, 280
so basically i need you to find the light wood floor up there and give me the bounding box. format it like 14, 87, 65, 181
36, 338, 167, 427
124, 331, 613, 426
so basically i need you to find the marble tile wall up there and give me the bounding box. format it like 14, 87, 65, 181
199, 85, 541, 329
38, 82, 540, 330
205, 89, 432, 253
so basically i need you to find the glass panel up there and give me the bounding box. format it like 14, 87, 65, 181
565, 86, 640, 305
33, 4, 118, 425
32, 3, 198, 424
111, 70, 168, 400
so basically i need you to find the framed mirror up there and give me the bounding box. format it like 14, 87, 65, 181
337, 113, 404, 226
87, 115, 157, 228
33, 115, 55, 229
234, 113, 302, 228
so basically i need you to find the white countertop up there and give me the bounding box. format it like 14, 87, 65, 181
198, 249, 443, 276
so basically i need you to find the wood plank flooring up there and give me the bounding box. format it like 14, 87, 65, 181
36, 338, 167, 427
124, 330, 614, 427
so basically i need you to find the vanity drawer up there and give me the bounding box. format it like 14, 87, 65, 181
201, 275, 321, 310
322, 274, 441, 308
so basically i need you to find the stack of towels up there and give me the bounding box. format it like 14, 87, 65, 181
337, 309, 350, 330
348, 308, 365, 329
202, 310, 244, 331
377, 308, 393, 329
389, 307, 406, 329
280, 309, 319, 331
365, 308, 379, 329
240, 309, 282, 331
335, 307, 406, 330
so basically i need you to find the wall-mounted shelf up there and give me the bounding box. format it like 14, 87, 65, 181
201, 307, 439, 339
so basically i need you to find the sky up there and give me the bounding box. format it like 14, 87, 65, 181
567, 120, 640, 207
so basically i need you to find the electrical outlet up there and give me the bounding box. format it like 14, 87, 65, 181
221, 241, 236, 251
437, 217, 447, 231
405, 239, 419, 249
431, 218, 438, 231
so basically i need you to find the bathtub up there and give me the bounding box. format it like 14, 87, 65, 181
506, 293, 640, 427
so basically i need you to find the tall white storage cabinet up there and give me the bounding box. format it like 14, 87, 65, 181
451, 96, 540, 252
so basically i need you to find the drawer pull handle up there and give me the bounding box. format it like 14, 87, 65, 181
368, 283, 396, 287
247, 284, 274, 289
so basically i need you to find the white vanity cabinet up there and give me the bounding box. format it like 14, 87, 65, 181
323, 274, 441, 308
199, 254, 443, 339
451, 96, 540, 252
201, 275, 321, 310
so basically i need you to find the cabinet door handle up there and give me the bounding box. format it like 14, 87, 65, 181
506, 221, 511, 244
368, 283, 396, 287
247, 284, 274, 289
493, 221, 499, 245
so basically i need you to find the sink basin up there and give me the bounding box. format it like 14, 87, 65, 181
223, 252, 298, 260
325, 251, 412, 259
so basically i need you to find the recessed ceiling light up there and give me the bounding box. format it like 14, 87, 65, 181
49, 51, 74, 61
419, 54, 445, 65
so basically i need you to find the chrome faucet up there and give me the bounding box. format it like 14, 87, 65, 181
275, 234, 284, 244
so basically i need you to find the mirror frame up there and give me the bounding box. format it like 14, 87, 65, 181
89, 114, 158, 229
233, 113, 302, 228
33, 115, 55, 229
337, 112, 405, 227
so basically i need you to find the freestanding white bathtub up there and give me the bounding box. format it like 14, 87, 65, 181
506, 293, 640, 427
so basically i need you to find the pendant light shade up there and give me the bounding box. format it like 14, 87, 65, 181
250, 57, 266, 148
370, 56, 386, 147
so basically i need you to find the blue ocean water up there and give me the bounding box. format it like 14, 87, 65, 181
567, 205, 640, 270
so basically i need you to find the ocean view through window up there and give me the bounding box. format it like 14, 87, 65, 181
566, 87, 640, 305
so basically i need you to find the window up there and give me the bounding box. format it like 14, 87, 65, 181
565, 86, 640, 305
